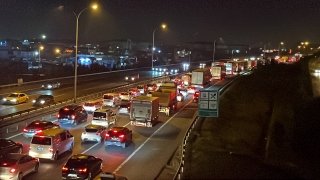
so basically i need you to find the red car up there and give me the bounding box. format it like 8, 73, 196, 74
193, 91, 200, 103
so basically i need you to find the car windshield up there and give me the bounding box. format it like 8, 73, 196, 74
8, 94, 18, 97
84, 103, 94, 106
31, 136, 51, 145
103, 95, 113, 99
85, 128, 99, 133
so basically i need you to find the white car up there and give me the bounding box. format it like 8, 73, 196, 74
83, 101, 102, 112
119, 92, 132, 100
81, 124, 107, 143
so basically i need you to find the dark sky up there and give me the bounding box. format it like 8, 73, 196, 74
0, 0, 319, 47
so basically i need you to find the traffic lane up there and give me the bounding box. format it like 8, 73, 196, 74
116, 101, 197, 180
82, 98, 194, 178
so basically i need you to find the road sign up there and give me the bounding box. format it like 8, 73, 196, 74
198, 90, 219, 117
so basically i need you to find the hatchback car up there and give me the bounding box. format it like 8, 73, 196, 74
118, 100, 131, 115
83, 101, 102, 112
0, 153, 39, 180
105, 127, 133, 148
57, 105, 88, 125
0, 139, 23, 158
2, 92, 29, 105
23, 120, 59, 138
62, 154, 102, 180
32, 95, 54, 106
193, 91, 200, 102
81, 124, 107, 143
41, 81, 60, 89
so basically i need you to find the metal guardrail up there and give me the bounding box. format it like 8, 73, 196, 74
0, 73, 182, 128
173, 71, 251, 180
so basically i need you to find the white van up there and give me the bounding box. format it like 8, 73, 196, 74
102, 93, 121, 107
92, 108, 117, 128
29, 128, 74, 161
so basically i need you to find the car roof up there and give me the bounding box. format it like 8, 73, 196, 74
109, 126, 125, 132
94, 108, 112, 113
34, 128, 67, 137
85, 124, 103, 129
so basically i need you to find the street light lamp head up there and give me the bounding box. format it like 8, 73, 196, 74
40, 46, 44, 50
161, 24, 166, 29
280, 42, 284, 45
92, 4, 98, 9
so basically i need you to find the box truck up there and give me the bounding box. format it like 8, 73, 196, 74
130, 96, 159, 127
191, 68, 211, 87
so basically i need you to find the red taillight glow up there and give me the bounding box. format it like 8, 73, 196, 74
113, 130, 117, 133
36, 130, 42, 133
57, 114, 60, 118
119, 134, 124, 138
71, 115, 75, 119
23, 128, 28, 132
62, 166, 68, 171
78, 168, 87, 173
105, 134, 110, 137
49, 148, 53, 152
9, 168, 16, 173
2, 162, 7, 166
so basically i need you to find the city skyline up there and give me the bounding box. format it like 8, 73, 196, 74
0, 0, 319, 48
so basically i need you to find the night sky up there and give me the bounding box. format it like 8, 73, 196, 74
0, 0, 319, 47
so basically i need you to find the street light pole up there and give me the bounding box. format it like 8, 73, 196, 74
278, 42, 283, 57
151, 28, 156, 70
73, 5, 97, 103
212, 40, 216, 66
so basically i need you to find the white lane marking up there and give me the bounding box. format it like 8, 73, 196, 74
113, 100, 192, 173
81, 122, 130, 154
7, 132, 23, 139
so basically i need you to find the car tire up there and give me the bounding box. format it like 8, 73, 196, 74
34, 163, 39, 172
122, 142, 126, 149
85, 172, 91, 180
52, 151, 58, 161
17, 173, 22, 180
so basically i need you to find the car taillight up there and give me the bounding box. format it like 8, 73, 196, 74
9, 168, 16, 173
23, 128, 28, 132
78, 168, 87, 173
29, 147, 32, 150
71, 115, 75, 119
62, 166, 68, 171
57, 114, 60, 118
49, 148, 53, 152
105, 134, 110, 137
36, 129, 42, 133
106, 116, 108, 121
119, 134, 124, 138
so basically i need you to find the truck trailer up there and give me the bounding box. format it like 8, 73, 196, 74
130, 96, 159, 127
191, 68, 211, 87
210, 66, 226, 80
151, 90, 177, 116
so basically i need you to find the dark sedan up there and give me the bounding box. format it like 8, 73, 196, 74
32, 95, 55, 106
23, 120, 59, 138
41, 81, 60, 89
62, 154, 103, 180
0, 139, 23, 158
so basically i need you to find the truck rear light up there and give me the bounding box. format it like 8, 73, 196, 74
49, 148, 53, 152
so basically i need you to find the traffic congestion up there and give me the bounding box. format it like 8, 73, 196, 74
0, 65, 217, 180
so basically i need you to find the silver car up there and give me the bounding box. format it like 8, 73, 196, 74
0, 153, 39, 180
81, 124, 107, 143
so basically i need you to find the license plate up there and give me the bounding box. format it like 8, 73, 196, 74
68, 174, 77, 177
37, 147, 43, 151
112, 137, 118, 141
29, 130, 34, 132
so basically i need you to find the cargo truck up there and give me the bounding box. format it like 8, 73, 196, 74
130, 96, 159, 127
181, 73, 192, 86
152, 89, 177, 116
191, 68, 211, 87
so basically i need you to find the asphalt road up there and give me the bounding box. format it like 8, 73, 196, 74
1, 94, 198, 180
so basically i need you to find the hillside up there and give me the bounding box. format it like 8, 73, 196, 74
183, 55, 320, 179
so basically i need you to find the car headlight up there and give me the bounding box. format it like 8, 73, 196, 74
48, 85, 52, 88
40, 100, 45, 104
2, 98, 6, 101
131, 77, 135, 80
41, 85, 44, 87
10, 99, 17, 102
125, 77, 129, 80
32, 100, 36, 103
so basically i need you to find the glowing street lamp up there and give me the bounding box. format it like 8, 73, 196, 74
73, 4, 98, 103
151, 23, 166, 70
